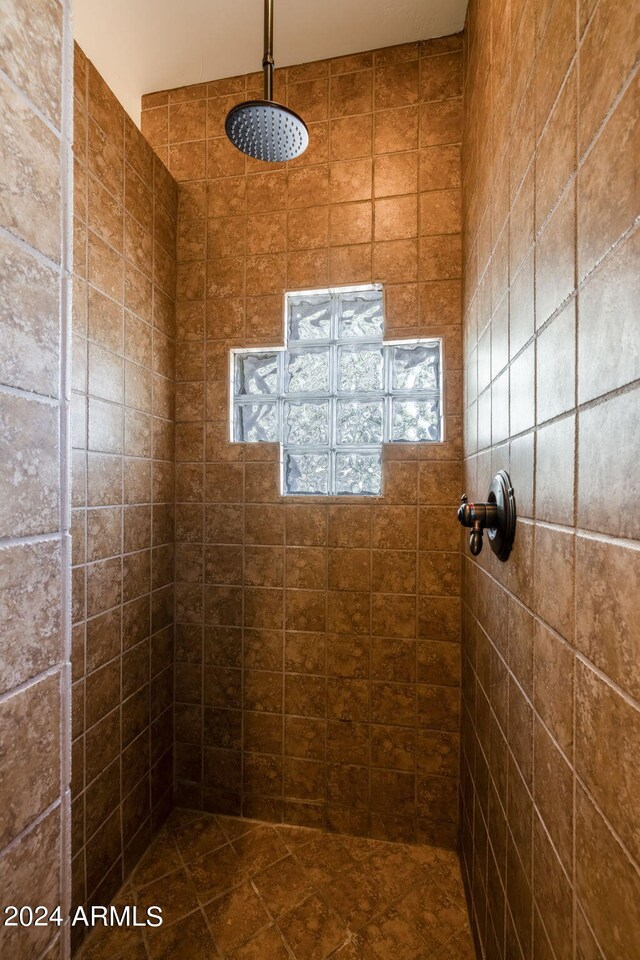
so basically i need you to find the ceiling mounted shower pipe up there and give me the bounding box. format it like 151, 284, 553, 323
225, 0, 309, 163
263, 0, 274, 100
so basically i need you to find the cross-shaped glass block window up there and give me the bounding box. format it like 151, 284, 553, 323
230, 284, 443, 496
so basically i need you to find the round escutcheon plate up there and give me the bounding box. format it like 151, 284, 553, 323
486, 469, 517, 561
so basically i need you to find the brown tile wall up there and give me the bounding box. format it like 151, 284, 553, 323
0, 0, 73, 957
460, 0, 640, 957
71, 45, 178, 947
140, 35, 465, 846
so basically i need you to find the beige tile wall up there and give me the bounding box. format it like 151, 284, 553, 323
460, 0, 640, 957
0, 0, 73, 957
141, 35, 465, 846
71, 46, 177, 948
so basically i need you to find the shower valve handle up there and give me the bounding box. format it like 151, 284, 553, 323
457, 495, 498, 556
456, 471, 517, 562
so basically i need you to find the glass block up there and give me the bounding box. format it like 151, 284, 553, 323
392, 398, 441, 441
337, 399, 384, 445
235, 401, 279, 442
335, 451, 382, 496
337, 345, 384, 392
391, 342, 440, 392
285, 347, 330, 394
235, 351, 280, 396
285, 451, 329, 495
339, 290, 384, 339
288, 296, 332, 341
284, 400, 329, 445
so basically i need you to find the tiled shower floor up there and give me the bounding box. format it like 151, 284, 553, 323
80, 809, 475, 960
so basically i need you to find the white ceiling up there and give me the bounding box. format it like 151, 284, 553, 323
74, 0, 467, 125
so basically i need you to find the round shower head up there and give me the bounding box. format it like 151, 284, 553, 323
225, 100, 309, 163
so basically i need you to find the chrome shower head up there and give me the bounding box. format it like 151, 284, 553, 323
225, 100, 309, 163
225, 0, 309, 163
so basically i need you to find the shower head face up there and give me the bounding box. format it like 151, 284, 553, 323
225, 100, 309, 163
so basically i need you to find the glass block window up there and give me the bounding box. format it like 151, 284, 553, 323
231, 284, 443, 496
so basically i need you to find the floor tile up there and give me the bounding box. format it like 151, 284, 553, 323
135, 867, 200, 927
279, 894, 347, 960
230, 824, 289, 876
80, 924, 146, 960
146, 910, 216, 959
129, 830, 182, 889
365, 845, 425, 903
187, 842, 247, 900
321, 861, 388, 930
338, 835, 384, 861
394, 881, 468, 951
277, 822, 323, 850
217, 814, 261, 841
82, 810, 476, 960
361, 907, 433, 960
229, 925, 291, 959
294, 833, 355, 888
328, 935, 379, 960
79, 887, 148, 960
204, 879, 271, 955
432, 926, 476, 958
405, 845, 465, 901
253, 853, 313, 917
172, 816, 227, 864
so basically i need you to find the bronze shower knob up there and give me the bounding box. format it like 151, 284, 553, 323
458, 470, 516, 561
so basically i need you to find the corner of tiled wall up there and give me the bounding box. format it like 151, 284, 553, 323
0, 0, 74, 957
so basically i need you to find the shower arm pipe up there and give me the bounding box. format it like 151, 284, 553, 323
263, 0, 274, 100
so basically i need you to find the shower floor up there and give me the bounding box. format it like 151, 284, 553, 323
80, 809, 475, 960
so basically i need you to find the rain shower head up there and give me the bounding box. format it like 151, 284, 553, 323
225, 0, 309, 162
226, 100, 309, 163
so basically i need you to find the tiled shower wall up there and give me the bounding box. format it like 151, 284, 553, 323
0, 0, 73, 958
70, 47, 177, 941
141, 36, 465, 845
460, 0, 639, 958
